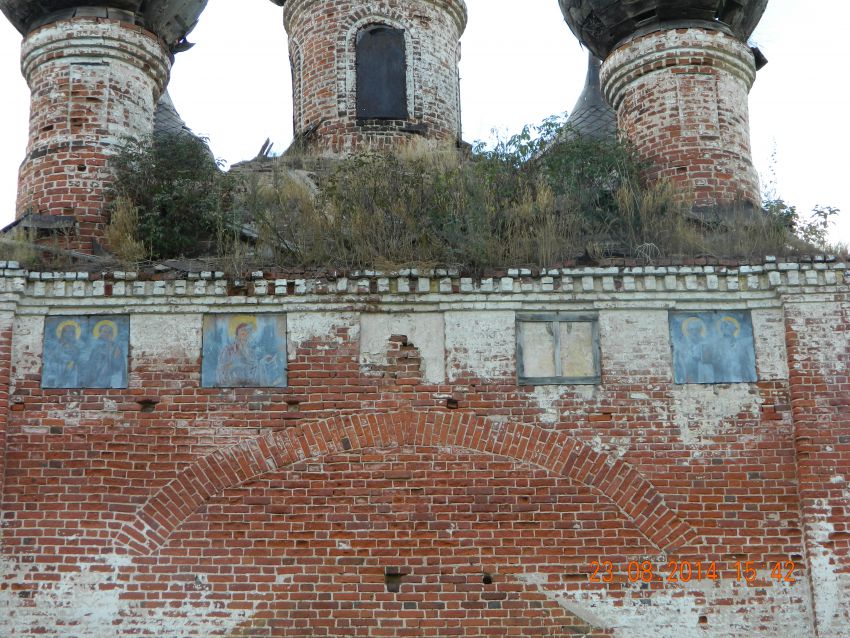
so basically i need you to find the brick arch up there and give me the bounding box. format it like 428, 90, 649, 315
114, 412, 698, 555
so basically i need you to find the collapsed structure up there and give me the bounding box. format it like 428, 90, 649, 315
0, 1, 848, 637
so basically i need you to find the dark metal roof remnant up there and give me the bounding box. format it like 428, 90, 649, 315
0, 1, 209, 51
559, 0, 769, 59
154, 90, 214, 160
565, 52, 616, 141
154, 90, 194, 138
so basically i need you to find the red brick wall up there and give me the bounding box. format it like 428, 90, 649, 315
786, 296, 850, 637
0, 318, 11, 508
15, 18, 170, 254
0, 297, 829, 636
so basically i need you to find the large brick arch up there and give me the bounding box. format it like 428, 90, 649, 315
114, 411, 698, 555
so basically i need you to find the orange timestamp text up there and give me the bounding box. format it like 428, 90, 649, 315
590, 560, 797, 584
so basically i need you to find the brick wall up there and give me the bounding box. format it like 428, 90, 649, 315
0, 312, 11, 509
282, 0, 466, 154
786, 296, 850, 637
15, 18, 170, 254
0, 261, 847, 636
601, 28, 760, 211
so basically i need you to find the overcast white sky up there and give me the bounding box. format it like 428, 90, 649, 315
0, 0, 847, 244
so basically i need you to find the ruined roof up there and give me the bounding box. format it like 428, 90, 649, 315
154, 90, 194, 138
0, 1, 208, 51
559, 0, 769, 59
564, 53, 616, 141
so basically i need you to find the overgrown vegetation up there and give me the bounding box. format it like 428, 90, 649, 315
107, 134, 236, 261
102, 117, 844, 272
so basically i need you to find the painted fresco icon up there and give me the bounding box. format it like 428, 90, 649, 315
42, 316, 129, 389
202, 315, 287, 388
670, 311, 757, 384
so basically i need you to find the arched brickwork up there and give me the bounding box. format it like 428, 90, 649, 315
114, 411, 698, 555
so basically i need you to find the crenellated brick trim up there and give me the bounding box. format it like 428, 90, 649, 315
113, 411, 698, 556
1, 259, 846, 300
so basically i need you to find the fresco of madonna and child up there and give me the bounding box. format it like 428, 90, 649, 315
201, 315, 288, 388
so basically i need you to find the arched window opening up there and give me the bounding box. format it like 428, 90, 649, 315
356, 25, 408, 120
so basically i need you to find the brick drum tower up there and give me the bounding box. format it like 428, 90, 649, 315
560, 0, 769, 212
0, 1, 209, 254
270, 0, 467, 155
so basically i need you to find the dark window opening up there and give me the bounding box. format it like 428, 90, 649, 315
356, 25, 408, 120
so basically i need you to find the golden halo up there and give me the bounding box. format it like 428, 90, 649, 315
55, 319, 81, 340
228, 315, 258, 338
681, 316, 707, 337
93, 319, 118, 339
719, 316, 742, 337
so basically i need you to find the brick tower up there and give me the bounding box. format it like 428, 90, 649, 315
0, 2, 208, 254
560, 0, 769, 213
270, 0, 467, 155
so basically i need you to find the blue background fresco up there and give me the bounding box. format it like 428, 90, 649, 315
43, 316, 129, 389
669, 311, 757, 384
202, 315, 288, 388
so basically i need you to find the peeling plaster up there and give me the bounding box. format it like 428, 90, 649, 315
359, 313, 445, 383
0, 555, 253, 637
751, 308, 789, 380
517, 572, 813, 638
11, 315, 44, 391
130, 314, 201, 360
444, 311, 514, 382
789, 304, 850, 374
288, 312, 359, 354
807, 516, 850, 637
671, 384, 761, 448
588, 434, 631, 459
599, 310, 672, 376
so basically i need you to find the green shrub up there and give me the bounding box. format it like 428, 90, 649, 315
108, 134, 236, 260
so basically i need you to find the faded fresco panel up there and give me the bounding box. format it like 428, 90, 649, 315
670, 311, 757, 384
42, 315, 129, 389
202, 315, 287, 388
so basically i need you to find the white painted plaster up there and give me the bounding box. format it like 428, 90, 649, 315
0, 555, 253, 638
599, 310, 673, 376
287, 312, 359, 353
11, 314, 43, 390
444, 311, 514, 382
130, 314, 201, 360
807, 514, 850, 637
518, 572, 813, 638
751, 308, 789, 380
671, 384, 762, 447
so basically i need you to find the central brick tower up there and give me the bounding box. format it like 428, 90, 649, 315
560, 0, 769, 213
0, 1, 209, 254
270, 0, 467, 155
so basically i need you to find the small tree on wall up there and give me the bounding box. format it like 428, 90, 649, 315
107, 134, 237, 261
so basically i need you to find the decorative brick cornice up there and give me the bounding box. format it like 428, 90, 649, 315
2, 259, 847, 303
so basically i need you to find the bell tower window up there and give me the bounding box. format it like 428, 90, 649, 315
356, 25, 408, 120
